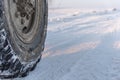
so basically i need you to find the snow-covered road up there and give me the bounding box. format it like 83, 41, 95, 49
17, 8, 120, 80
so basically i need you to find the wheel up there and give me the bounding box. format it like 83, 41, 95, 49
0, 0, 48, 79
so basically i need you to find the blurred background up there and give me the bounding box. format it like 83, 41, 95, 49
49, 0, 120, 9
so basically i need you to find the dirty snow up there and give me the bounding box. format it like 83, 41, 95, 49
14, 8, 120, 80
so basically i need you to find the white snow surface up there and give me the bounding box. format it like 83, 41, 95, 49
15, 8, 120, 80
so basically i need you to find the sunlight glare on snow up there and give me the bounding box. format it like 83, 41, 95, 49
64, 41, 101, 54
113, 41, 120, 49
42, 41, 101, 58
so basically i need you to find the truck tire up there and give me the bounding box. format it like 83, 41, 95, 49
0, 0, 48, 79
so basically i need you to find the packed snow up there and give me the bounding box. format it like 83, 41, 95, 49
14, 8, 120, 80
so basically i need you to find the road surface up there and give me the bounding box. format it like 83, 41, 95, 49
16, 8, 120, 80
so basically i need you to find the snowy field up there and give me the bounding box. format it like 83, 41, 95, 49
15, 8, 120, 80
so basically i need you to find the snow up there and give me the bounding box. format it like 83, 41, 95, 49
16, 8, 120, 80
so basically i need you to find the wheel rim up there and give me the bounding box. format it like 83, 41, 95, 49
4, 0, 46, 62
9, 0, 38, 43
